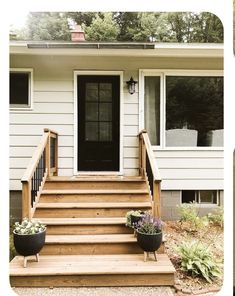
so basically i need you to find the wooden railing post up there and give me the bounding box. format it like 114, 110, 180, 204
44, 130, 51, 177
22, 181, 32, 219
153, 181, 161, 218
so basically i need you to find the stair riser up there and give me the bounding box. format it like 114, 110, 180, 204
10, 273, 175, 287
41, 243, 165, 255
44, 181, 146, 190
46, 225, 133, 235
40, 194, 150, 203
41, 243, 139, 255
34, 207, 152, 218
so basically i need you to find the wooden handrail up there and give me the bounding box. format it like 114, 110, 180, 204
21, 129, 58, 220
139, 130, 162, 218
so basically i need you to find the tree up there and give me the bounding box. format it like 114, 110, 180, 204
11, 12, 223, 43
15, 12, 71, 41
85, 13, 120, 41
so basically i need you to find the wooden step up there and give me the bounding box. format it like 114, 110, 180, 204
44, 176, 146, 190
41, 234, 165, 255
40, 189, 150, 203
10, 254, 175, 287
33, 217, 132, 235
34, 202, 152, 218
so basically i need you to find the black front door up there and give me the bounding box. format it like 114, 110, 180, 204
77, 75, 120, 171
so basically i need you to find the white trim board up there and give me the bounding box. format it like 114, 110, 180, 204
73, 70, 124, 175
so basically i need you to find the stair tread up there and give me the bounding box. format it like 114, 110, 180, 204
33, 217, 127, 225
47, 176, 145, 182
42, 189, 149, 195
37, 202, 152, 208
45, 234, 138, 244
10, 254, 175, 276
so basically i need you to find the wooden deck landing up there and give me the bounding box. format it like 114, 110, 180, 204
10, 254, 175, 287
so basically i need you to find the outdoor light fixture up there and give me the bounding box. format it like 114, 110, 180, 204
126, 77, 137, 95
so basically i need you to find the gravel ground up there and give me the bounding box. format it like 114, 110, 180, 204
12, 287, 174, 296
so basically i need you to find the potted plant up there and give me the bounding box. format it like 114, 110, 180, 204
13, 218, 46, 267
126, 210, 145, 228
135, 213, 163, 261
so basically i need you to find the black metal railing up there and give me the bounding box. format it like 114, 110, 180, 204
146, 152, 153, 198
50, 137, 56, 169
30, 151, 45, 207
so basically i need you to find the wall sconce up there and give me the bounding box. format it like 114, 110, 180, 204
126, 77, 137, 95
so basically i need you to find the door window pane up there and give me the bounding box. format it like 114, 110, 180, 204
85, 122, 98, 141
100, 122, 112, 141
85, 103, 98, 121
100, 83, 112, 102
86, 83, 98, 101
166, 76, 223, 147
100, 103, 112, 121
144, 76, 160, 145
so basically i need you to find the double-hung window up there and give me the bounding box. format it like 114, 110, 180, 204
141, 70, 223, 149
10, 69, 33, 109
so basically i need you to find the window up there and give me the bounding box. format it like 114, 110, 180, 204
144, 76, 160, 145
142, 71, 223, 148
10, 69, 33, 109
166, 76, 223, 147
182, 190, 218, 205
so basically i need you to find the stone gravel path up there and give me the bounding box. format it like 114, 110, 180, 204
12, 287, 174, 296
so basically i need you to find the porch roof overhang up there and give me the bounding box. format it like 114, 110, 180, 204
10, 41, 223, 58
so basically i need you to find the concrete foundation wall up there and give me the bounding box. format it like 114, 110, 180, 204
161, 190, 224, 220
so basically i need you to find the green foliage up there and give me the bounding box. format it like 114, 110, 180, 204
177, 203, 209, 231
9, 230, 17, 261
15, 12, 71, 41
85, 13, 120, 41
13, 218, 46, 235
177, 240, 222, 283
207, 207, 224, 227
11, 12, 223, 43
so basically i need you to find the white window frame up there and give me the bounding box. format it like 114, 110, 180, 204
10, 68, 33, 111
139, 69, 224, 151
181, 190, 219, 207
73, 70, 124, 176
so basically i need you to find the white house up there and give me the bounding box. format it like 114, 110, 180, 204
9, 39, 224, 221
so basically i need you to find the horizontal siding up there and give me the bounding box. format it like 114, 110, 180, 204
154, 150, 223, 190
10, 54, 223, 191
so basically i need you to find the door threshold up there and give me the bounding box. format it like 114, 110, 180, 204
75, 171, 123, 176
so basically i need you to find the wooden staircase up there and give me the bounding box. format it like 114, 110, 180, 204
10, 130, 175, 287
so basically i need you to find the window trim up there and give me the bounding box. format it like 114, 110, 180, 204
10, 68, 33, 111
139, 69, 224, 151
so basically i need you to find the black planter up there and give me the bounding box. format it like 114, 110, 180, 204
136, 231, 162, 252
130, 212, 145, 227
13, 230, 46, 257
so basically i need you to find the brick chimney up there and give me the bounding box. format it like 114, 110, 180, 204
71, 25, 85, 42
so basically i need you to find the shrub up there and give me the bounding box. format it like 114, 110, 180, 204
207, 207, 224, 227
177, 202, 209, 231
177, 240, 222, 283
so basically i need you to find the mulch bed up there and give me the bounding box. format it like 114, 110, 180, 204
163, 221, 223, 295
